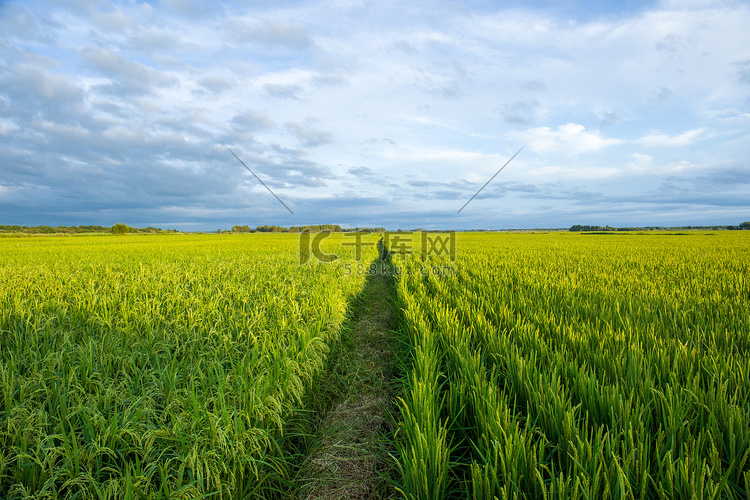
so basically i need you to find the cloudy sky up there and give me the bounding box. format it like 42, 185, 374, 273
1, 0, 749, 230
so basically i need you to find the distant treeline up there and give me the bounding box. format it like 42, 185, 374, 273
231, 225, 387, 233
0, 224, 177, 234
570, 222, 750, 232
111, 223, 179, 234
0, 225, 109, 234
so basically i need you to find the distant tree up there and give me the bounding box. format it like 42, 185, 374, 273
570, 224, 618, 232
740, 221, 750, 230
112, 223, 134, 234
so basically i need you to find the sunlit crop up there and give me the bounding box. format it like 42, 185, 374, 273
4, 230, 749, 498
394, 231, 750, 499
0, 233, 367, 499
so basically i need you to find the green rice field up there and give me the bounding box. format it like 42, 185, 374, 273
0, 234, 367, 498
395, 231, 750, 499
1, 231, 749, 499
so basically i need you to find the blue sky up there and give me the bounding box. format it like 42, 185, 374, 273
1, 0, 749, 230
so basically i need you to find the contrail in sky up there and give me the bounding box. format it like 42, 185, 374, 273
227, 147, 294, 215
458, 144, 526, 213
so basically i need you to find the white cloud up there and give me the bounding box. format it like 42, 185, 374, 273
627, 153, 654, 173
525, 164, 622, 180
0, 120, 18, 136
92, 9, 131, 32
665, 160, 695, 172
517, 123, 624, 155
225, 19, 313, 49
263, 83, 302, 100
80, 47, 177, 95
637, 128, 705, 147
284, 120, 334, 148
231, 110, 274, 132
396, 147, 488, 163
7, 64, 82, 102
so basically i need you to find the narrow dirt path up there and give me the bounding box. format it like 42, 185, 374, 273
296, 261, 399, 499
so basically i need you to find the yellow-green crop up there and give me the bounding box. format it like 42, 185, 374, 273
394, 231, 750, 499
0, 233, 371, 499
4, 230, 749, 499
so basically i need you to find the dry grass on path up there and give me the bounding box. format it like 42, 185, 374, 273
296, 264, 400, 499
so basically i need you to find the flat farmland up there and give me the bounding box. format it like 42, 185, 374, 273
0, 233, 368, 498
395, 231, 750, 499
2, 231, 749, 499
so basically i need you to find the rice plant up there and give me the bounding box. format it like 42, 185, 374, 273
0, 233, 369, 499
392, 231, 750, 499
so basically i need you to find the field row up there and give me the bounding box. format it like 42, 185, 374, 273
394, 232, 750, 499
0, 234, 371, 499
